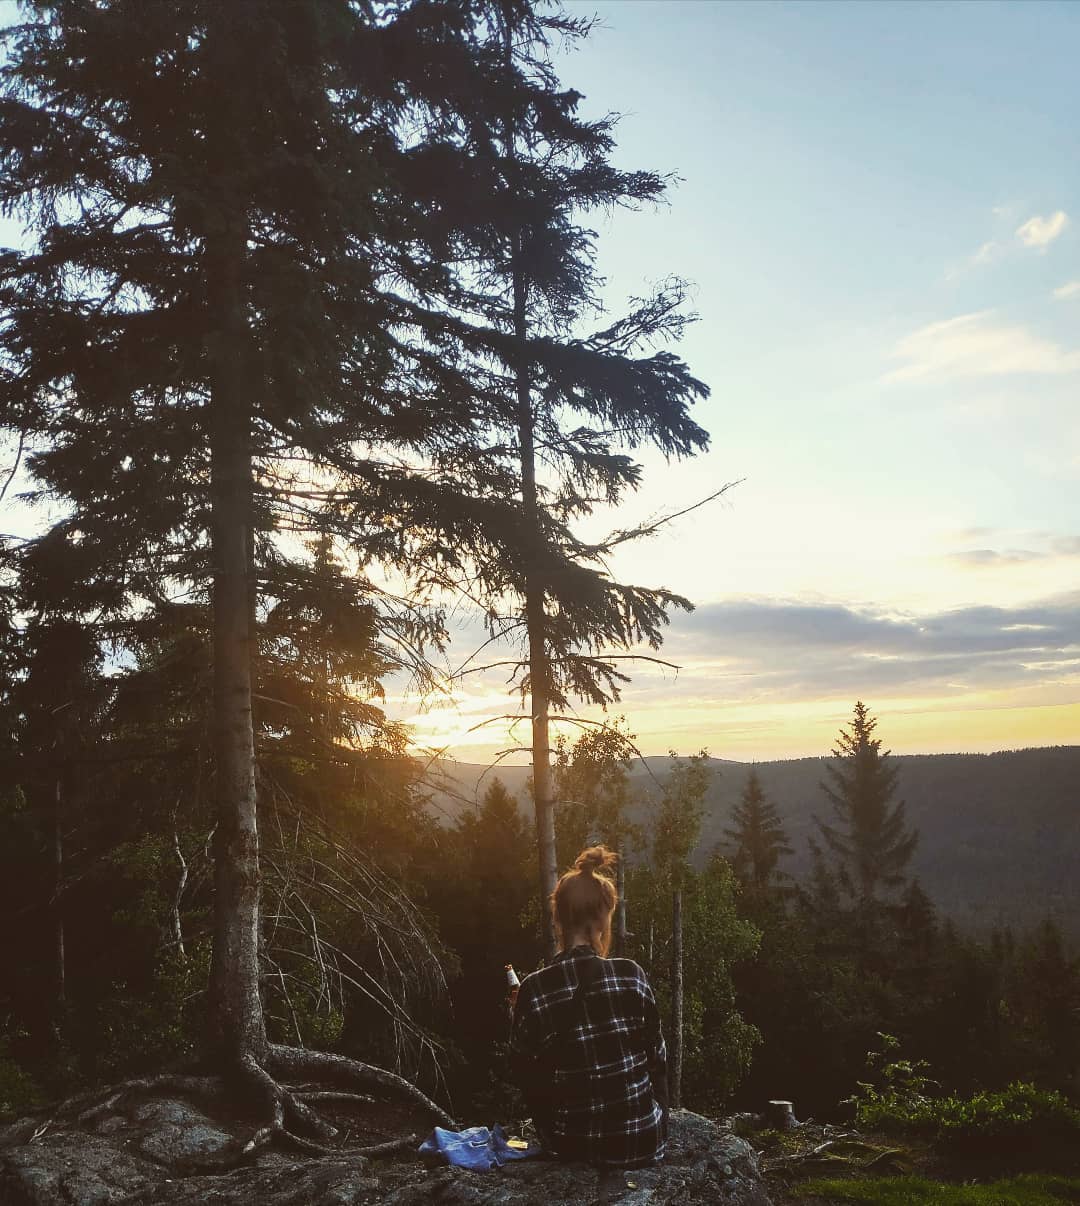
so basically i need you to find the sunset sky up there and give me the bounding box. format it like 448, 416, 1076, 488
404, 0, 1080, 763
1, 1, 1076, 764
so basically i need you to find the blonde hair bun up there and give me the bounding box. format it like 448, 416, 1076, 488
574, 845, 618, 876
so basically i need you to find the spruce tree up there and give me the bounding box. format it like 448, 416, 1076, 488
0, 0, 557, 1137
815, 701, 918, 904
0, 0, 713, 1131
723, 768, 792, 901
439, 6, 711, 957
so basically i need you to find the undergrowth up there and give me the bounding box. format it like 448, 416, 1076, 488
800, 1173, 1080, 1205
845, 1034, 1080, 1149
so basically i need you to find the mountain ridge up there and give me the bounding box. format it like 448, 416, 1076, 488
423, 745, 1080, 937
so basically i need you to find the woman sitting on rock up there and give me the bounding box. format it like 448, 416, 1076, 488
510, 845, 669, 1168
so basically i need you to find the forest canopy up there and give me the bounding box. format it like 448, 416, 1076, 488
0, 0, 1076, 1161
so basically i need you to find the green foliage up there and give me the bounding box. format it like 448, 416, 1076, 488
847, 1035, 1080, 1149
630, 856, 760, 1109
653, 751, 711, 886
678, 857, 761, 1108
420, 778, 539, 1111
799, 1174, 1080, 1205
853, 1080, 1080, 1146
553, 719, 641, 871
845, 1031, 940, 1121
93, 947, 208, 1080
0, 1026, 43, 1121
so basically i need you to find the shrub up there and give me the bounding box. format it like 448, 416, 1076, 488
0, 1027, 43, 1120
846, 1033, 1080, 1148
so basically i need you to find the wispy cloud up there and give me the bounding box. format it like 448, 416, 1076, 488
1054, 280, 1080, 300
949, 548, 1044, 567
1016, 210, 1069, 250
945, 531, 1080, 566
662, 593, 1080, 701
884, 311, 1080, 383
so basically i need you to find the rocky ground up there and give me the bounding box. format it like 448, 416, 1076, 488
0, 1085, 772, 1206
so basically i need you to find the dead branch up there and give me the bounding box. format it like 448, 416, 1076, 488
588, 480, 743, 553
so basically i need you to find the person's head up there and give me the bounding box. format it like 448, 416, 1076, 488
551, 845, 619, 955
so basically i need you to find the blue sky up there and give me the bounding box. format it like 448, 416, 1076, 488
1, 0, 1075, 760
406, 0, 1080, 761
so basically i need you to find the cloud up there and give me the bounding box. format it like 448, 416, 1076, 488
1016, 211, 1069, 250
948, 548, 1044, 567
404, 590, 1080, 759
947, 533, 1080, 566
659, 593, 1080, 702
971, 240, 999, 265
884, 311, 1080, 383
1054, 281, 1080, 300
945, 530, 1080, 565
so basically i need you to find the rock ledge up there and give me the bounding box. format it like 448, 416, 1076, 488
1, 1092, 771, 1205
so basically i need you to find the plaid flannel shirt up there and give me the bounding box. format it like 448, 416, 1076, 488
509, 945, 668, 1169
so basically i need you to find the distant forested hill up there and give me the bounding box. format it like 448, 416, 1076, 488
426, 746, 1080, 938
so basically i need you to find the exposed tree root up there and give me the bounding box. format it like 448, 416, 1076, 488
236, 1052, 338, 1145
1, 1048, 450, 1171
242, 1123, 420, 1160
268, 1043, 456, 1129
295, 1090, 379, 1107
1, 1041, 450, 1172
351, 1132, 420, 1158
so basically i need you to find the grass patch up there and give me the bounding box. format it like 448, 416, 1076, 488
798, 1173, 1080, 1205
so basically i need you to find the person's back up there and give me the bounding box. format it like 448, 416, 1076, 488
509, 848, 668, 1169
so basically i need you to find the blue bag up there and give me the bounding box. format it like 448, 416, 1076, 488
418, 1123, 541, 1170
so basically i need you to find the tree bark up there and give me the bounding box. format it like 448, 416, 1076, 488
670, 885, 683, 1108
206, 211, 264, 1064
172, 827, 188, 960
524, 564, 557, 961
502, 23, 557, 959
204, 15, 264, 1061
53, 774, 65, 1025
613, 852, 627, 958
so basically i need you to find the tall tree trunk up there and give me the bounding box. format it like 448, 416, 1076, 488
172, 826, 188, 960
670, 885, 683, 1108
613, 853, 627, 958
502, 21, 557, 959
204, 23, 265, 1060
53, 774, 65, 1028
517, 292, 557, 960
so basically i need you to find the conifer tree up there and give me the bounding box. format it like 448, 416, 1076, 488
0, 0, 712, 1133
1, 529, 111, 1046
815, 701, 918, 905
0, 0, 568, 1138
897, 879, 937, 957
723, 768, 792, 901
440, 6, 711, 956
